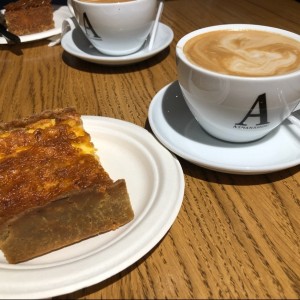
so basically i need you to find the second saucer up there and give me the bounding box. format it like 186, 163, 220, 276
148, 81, 300, 175
61, 18, 174, 66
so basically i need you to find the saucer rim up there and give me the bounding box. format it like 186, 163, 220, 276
148, 81, 300, 175
61, 22, 174, 65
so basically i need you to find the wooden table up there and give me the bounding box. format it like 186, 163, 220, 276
0, 0, 299, 299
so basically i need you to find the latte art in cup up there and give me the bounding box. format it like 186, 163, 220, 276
183, 30, 300, 77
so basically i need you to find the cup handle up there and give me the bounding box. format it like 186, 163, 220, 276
61, 17, 76, 38
148, 0, 164, 50
294, 101, 300, 112
67, 0, 75, 16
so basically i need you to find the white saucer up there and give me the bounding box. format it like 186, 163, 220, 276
148, 81, 300, 174
0, 6, 71, 44
0, 116, 184, 299
61, 21, 174, 65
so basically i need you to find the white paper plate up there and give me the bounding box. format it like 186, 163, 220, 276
0, 116, 184, 299
148, 81, 300, 174
0, 5, 71, 44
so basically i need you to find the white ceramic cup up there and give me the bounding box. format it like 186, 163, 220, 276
68, 0, 157, 56
176, 24, 300, 143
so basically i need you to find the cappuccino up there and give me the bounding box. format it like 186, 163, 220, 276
183, 30, 300, 77
78, 0, 133, 3
177, 25, 300, 142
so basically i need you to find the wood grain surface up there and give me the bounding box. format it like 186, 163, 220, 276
0, 0, 299, 299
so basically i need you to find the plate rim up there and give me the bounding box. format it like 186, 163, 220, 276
0, 5, 71, 44
148, 81, 300, 175
0, 116, 184, 299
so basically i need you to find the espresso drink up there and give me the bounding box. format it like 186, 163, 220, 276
78, 0, 133, 3
183, 30, 300, 77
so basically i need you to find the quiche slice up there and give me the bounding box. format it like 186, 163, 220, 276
0, 108, 134, 264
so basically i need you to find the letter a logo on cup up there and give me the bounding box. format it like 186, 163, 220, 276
83, 13, 102, 40
235, 93, 270, 127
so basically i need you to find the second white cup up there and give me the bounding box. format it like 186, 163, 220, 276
68, 0, 157, 56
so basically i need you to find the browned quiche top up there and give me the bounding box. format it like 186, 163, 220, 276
0, 108, 113, 227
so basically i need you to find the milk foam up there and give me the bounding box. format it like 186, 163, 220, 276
184, 30, 300, 77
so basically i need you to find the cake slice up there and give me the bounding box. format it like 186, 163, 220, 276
4, 0, 54, 36
0, 108, 134, 264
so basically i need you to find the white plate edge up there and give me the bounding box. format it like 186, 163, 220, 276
0, 5, 71, 44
